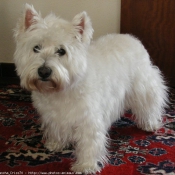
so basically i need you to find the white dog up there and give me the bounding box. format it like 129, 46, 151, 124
14, 4, 168, 174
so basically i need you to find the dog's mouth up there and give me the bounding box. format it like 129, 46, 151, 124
27, 78, 62, 93
36, 79, 57, 92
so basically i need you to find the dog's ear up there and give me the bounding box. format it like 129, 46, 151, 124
72, 12, 93, 44
24, 4, 40, 30
14, 4, 41, 41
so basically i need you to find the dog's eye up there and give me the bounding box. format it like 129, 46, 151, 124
56, 48, 66, 56
33, 45, 41, 53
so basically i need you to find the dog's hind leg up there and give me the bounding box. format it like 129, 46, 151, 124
128, 66, 168, 132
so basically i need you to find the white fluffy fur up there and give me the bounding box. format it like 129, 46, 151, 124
14, 4, 168, 174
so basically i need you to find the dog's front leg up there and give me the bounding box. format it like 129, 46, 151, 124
71, 122, 108, 174
44, 129, 69, 152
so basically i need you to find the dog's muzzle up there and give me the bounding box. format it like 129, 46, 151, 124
38, 66, 52, 80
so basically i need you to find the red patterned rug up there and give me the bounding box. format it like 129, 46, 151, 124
0, 85, 175, 175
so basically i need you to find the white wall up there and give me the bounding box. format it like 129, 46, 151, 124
0, 0, 121, 63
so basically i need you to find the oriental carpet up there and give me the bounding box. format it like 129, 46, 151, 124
0, 85, 175, 175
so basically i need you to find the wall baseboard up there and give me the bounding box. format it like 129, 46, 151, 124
0, 63, 20, 85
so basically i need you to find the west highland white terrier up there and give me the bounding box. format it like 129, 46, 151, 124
14, 4, 168, 174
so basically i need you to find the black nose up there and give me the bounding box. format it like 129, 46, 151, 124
38, 66, 52, 80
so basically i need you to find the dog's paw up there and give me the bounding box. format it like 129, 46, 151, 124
139, 121, 162, 132
71, 162, 101, 174
45, 141, 62, 152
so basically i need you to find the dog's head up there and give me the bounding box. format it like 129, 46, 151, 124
14, 4, 93, 93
